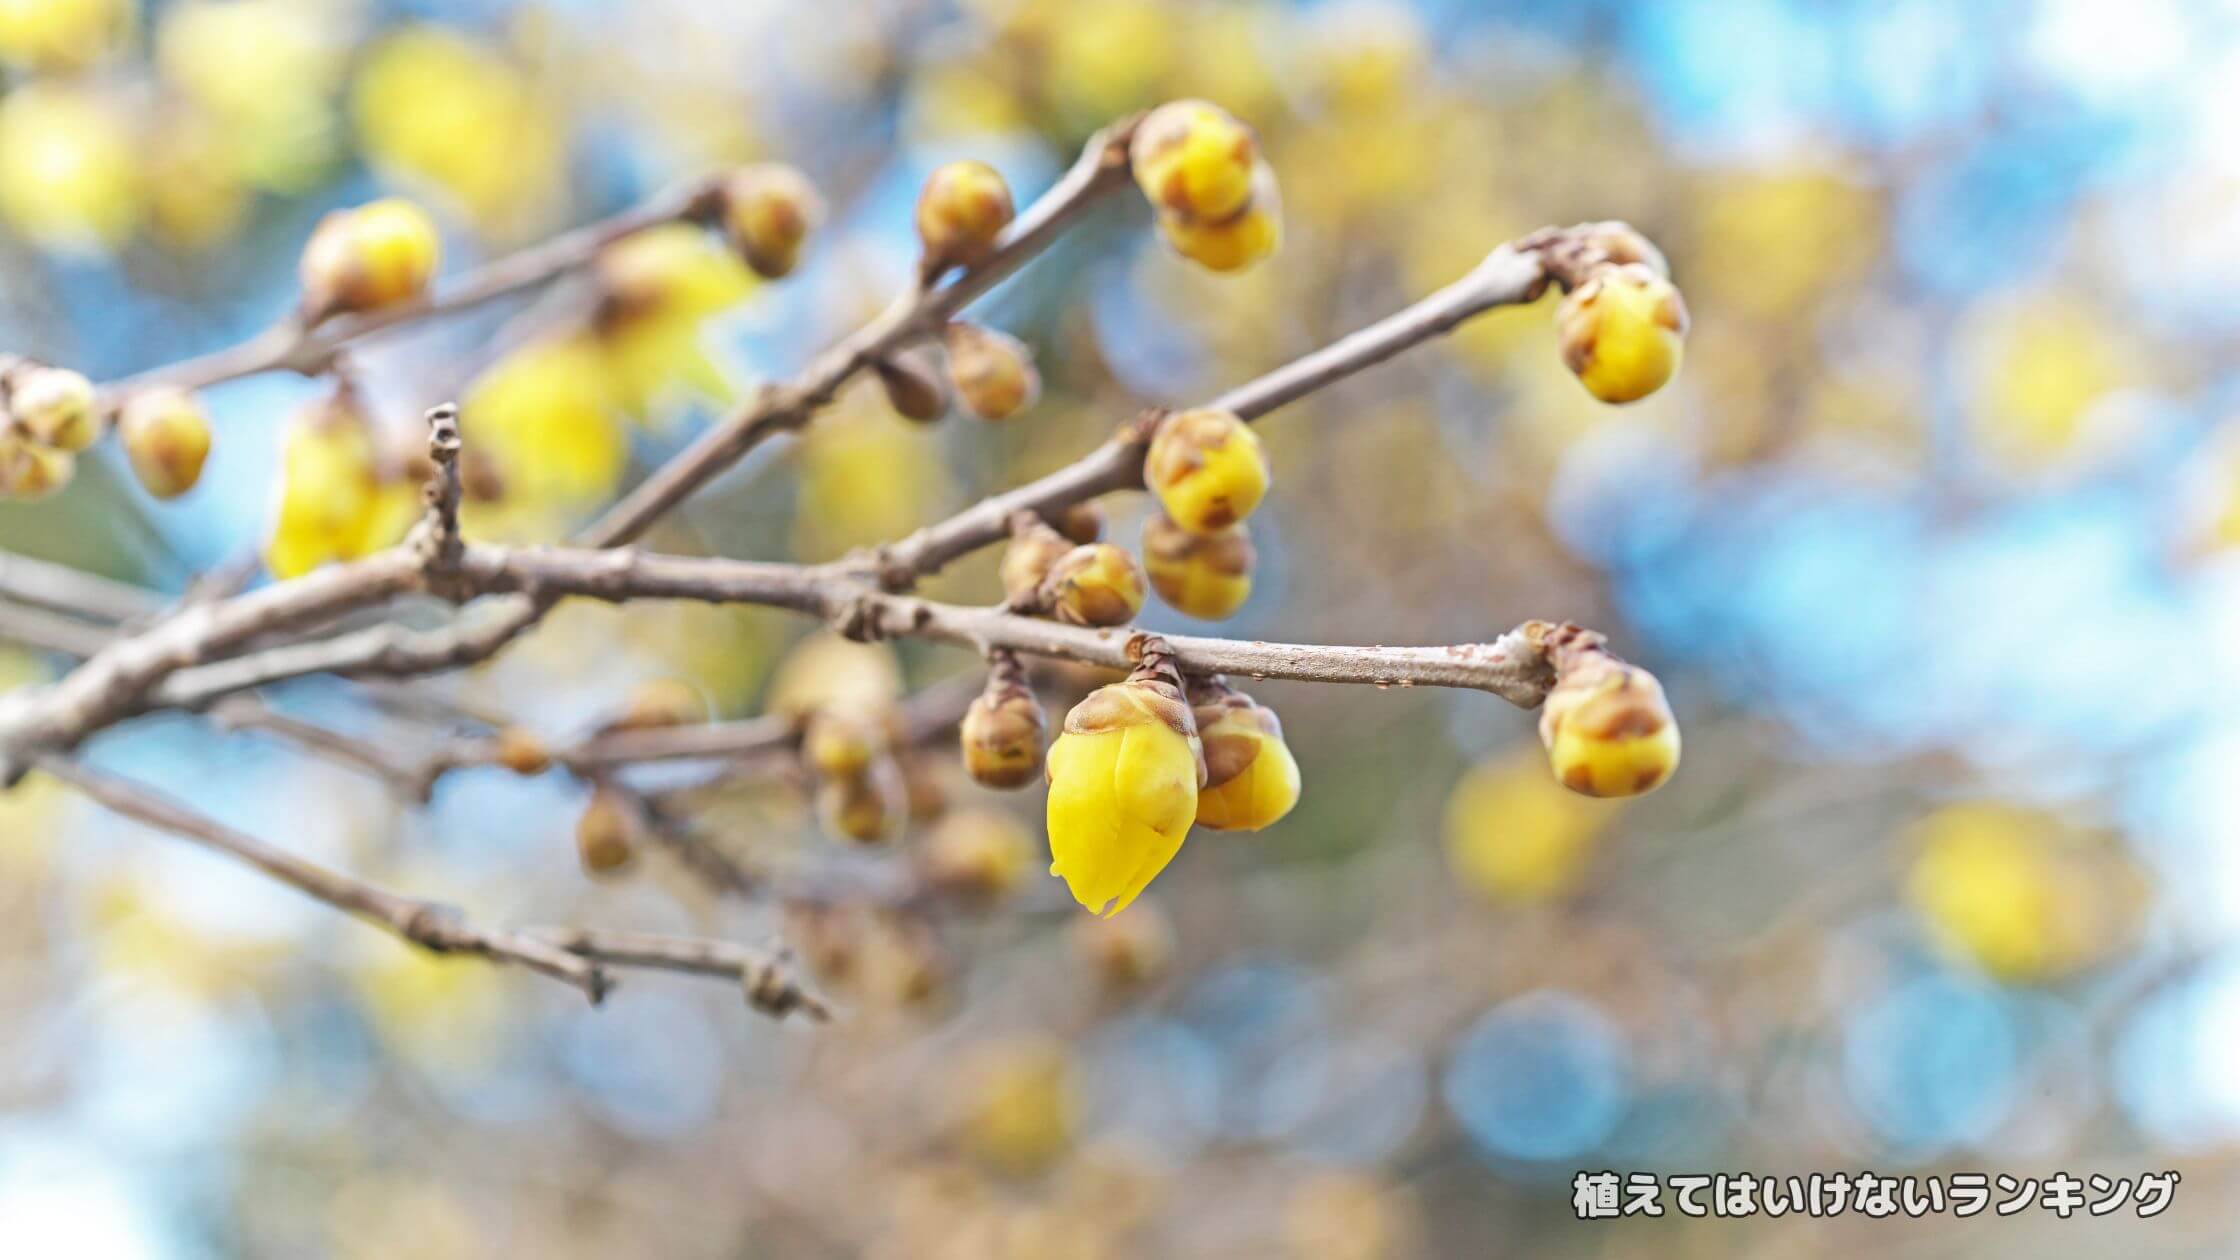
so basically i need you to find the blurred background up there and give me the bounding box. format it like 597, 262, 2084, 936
3, 0, 2239, 1255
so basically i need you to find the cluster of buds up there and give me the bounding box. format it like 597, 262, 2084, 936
715, 162, 824, 280
1043, 635, 1206, 916
943, 322, 1040, 422
1131, 100, 1282, 273
1000, 510, 1147, 627
1549, 222, 1689, 405
915, 159, 1014, 279
297, 198, 442, 321
116, 385, 214, 500
1188, 678, 1302, 831
959, 649, 1046, 790
1535, 627, 1681, 798
0, 359, 96, 500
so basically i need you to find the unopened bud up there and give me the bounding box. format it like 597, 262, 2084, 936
298, 198, 441, 319
1144, 407, 1269, 534
1555, 263, 1688, 405
1154, 162, 1281, 273
919, 807, 1036, 901
915, 159, 1013, 275
117, 386, 211, 499
1040, 542, 1148, 627
1143, 513, 1254, 620
1132, 100, 1260, 223
1539, 653, 1681, 798
0, 433, 73, 500
576, 786, 642, 875
803, 704, 888, 780
816, 754, 908, 845
1000, 513, 1075, 607
492, 727, 552, 776
5, 364, 99, 451
874, 351, 948, 423
961, 661, 1046, 789
719, 162, 824, 279
1049, 499, 1105, 545
1191, 684, 1300, 831
944, 322, 1040, 421
1045, 641, 1204, 915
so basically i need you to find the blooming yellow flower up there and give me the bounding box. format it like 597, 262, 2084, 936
1045, 645, 1204, 915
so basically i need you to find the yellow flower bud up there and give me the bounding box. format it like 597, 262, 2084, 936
816, 754, 908, 846
609, 677, 709, 732
1190, 686, 1300, 831
0, 433, 73, 500
1155, 161, 1281, 273
492, 726, 552, 776
1040, 542, 1148, 627
874, 351, 949, 423
1000, 514, 1075, 607
576, 786, 641, 876
1555, 263, 1689, 404
1144, 407, 1269, 534
1538, 654, 1680, 798
915, 159, 1013, 273
298, 198, 442, 318
117, 386, 212, 500
803, 704, 887, 779
1044, 641, 1204, 916
1143, 513, 1254, 620
1070, 897, 1175, 989
719, 162, 823, 279
1132, 100, 1260, 224
944, 322, 1040, 421
5, 364, 99, 452
919, 807, 1036, 901
960, 662, 1046, 790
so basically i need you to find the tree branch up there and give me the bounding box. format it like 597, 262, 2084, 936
39, 756, 827, 1019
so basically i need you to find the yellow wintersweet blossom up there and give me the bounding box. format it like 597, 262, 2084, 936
1132, 99, 1259, 223
592, 224, 756, 422
1045, 641, 1205, 915
1155, 161, 1283, 273
0, 83, 141, 252
299, 198, 443, 317
352, 25, 568, 239
1963, 294, 2137, 475
265, 398, 417, 579
956, 1036, 1081, 1176
458, 335, 626, 532
1443, 748, 1618, 903
0, 0, 131, 72
1191, 686, 1300, 832
156, 0, 351, 194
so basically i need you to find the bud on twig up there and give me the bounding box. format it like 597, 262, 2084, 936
915, 159, 1014, 279
1189, 680, 1300, 831
874, 350, 949, 423
4, 363, 99, 452
960, 650, 1046, 789
1132, 99, 1261, 224
1144, 407, 1270, 534
1538, 646, 1680, 798
1000, 512, 1077, 608
944, 322, 1040, 421
576, 785, 643, 875
1038, 542, 1148, 627
117, 386, 212, 499
816, 752, 908, 846
298, 198, 442, 320
1555, 262, 1689, 405
1143, 513, 1255, 620
0, 433, 73, 500
718, 162, 824, 280
1044, 635, 1205, 915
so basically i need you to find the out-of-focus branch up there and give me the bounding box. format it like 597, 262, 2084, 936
101, 180, 725, 398
40, 756, 827, 1019
0, 551, 165, 624
869, 236, 1555, 584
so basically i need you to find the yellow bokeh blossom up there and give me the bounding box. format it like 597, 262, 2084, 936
1443, 748, 1619, 903
0, 83, 141, 252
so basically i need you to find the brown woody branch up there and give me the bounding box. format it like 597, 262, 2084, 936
39, 756, 827, 1018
